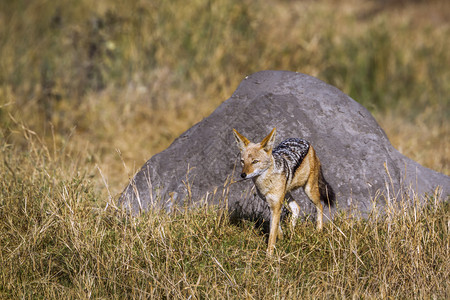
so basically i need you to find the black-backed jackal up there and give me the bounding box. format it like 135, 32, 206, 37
233, 128, 335, 256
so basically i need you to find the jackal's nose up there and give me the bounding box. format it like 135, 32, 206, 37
240, 173, 246, 179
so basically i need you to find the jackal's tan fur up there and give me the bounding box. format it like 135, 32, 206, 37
233, 128, 334, 256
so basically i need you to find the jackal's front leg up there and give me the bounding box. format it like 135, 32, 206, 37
267, 198, 283, 256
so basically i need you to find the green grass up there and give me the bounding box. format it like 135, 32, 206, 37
0, 0, 449, 298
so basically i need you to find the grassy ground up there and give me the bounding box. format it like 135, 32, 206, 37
0, 138, 448, 298
0, 0, 449, 298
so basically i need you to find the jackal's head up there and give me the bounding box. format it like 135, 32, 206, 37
232, 128, 276, 179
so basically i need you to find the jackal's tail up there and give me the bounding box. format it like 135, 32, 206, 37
318, 166, 335, 206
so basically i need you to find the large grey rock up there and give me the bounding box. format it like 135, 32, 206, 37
118, 70, 449, 224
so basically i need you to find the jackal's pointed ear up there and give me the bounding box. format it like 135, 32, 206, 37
260, 128, 276, 152
233, 129, 250, 151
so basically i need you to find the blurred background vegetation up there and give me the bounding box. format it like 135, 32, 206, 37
0, 0, 449, 195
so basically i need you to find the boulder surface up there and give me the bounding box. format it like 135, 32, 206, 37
118, 71, 449, 223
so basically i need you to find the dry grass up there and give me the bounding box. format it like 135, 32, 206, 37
0, 131, 448, 298
0, 0, 449, 298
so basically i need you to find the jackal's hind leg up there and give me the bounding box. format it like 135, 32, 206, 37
304, 179, 323, 231
286, 194, 300, 228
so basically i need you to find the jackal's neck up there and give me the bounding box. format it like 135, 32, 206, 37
260, 153, 275, 175
252, 154, 276, 193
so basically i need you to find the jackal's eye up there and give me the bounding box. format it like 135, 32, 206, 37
240, 159, 244, 166
252, 159, 259, 164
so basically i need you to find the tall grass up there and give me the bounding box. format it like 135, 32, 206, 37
0, 0, 449, 298
0, 129, 448, 298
